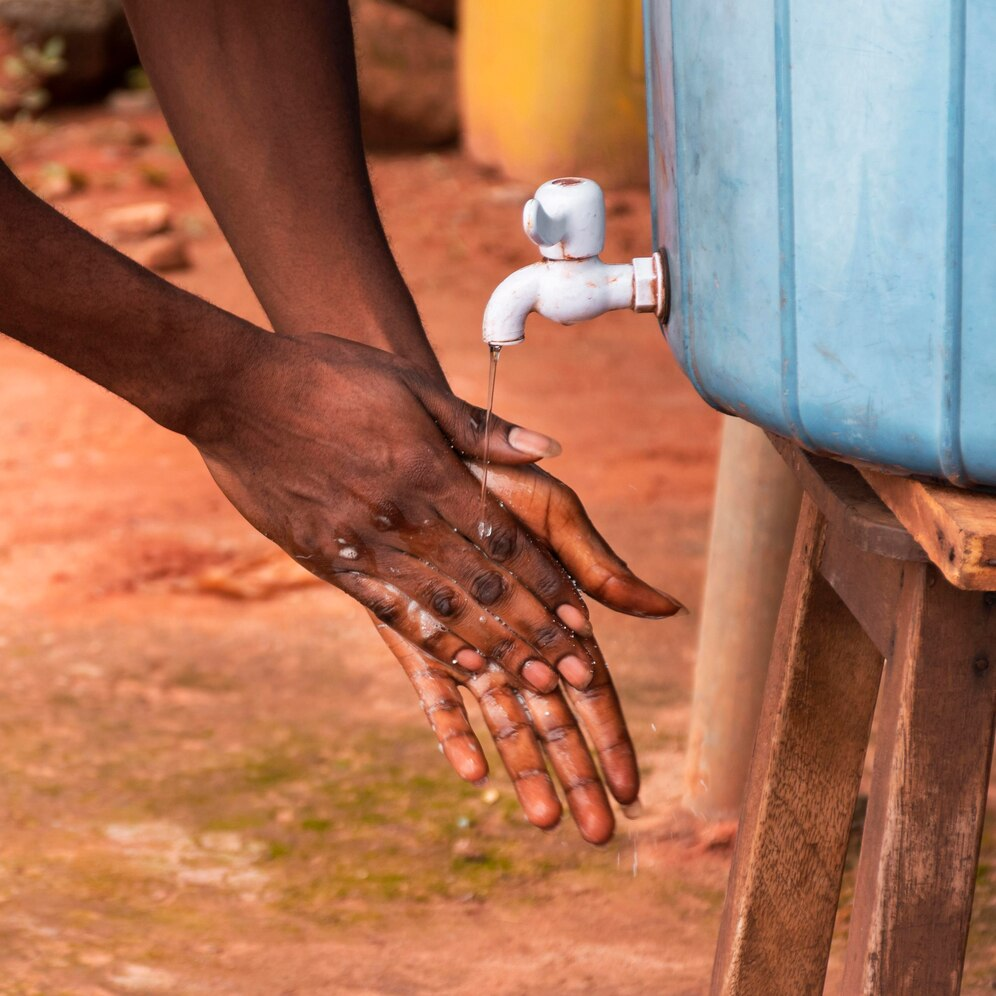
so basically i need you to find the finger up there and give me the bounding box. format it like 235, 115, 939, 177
465, 671, 562, 831
467, 461, 685, 618
388, 535, 594, 691
520, 687, 616, 845
415, 382, 561, 464
339, 572, 490, 676
563, 637, 640, 807
373, 616, 489, 784
378, 549, 576, 694
424, 471, 597, 688
331, 537, 565, 696
457, 505, 596, 687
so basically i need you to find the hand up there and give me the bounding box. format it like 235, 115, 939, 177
381, 461, 684, 845
192, 330, 616, 694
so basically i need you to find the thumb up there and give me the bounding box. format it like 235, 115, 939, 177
468, 462, 686, 619
419, 387, 562, 465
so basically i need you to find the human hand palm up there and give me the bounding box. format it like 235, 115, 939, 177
379, 461, 683, 845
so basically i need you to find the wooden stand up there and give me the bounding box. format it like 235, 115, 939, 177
709, 437, 996, 996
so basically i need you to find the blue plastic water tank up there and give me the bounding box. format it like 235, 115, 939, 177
644, 1, 996, 487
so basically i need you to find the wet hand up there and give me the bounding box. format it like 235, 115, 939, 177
191, 331, 608, 694
385, 461, 684, 845
379, 621, 617, 844
470, 461, 685, 621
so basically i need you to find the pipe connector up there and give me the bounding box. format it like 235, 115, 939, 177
483, 177, 669, 346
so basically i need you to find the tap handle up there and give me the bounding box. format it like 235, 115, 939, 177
521, 177, 606, 261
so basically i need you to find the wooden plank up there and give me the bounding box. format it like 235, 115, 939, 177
840, 567, 996, 995
710, 497, 884, 996
768, 435, 925, 562
860, 468, 996, 590
819, 525, 907, 658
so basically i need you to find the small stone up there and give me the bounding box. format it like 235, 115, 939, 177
481, 786, 500, 805
104, 201, 171, 240
38, 172, 74, 200
127, 232, 190, 273
198, 830, 245, 854
92, 120, 151, 148
77, 950, 113, 968
106, 88, 158, 114
451, 837, 486, 862
108, 964, 176, 992
36, 164, 87, 201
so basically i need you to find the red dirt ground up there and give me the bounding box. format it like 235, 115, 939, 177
0, 105, 994, 995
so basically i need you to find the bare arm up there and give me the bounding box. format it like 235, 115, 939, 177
0, 159, 260, 437
121, 0, 444, 378
0, 158, 588, 700
117, 0, 685, 841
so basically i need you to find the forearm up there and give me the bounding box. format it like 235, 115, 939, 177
122, 0, 444, 380
0, 162, 266, 437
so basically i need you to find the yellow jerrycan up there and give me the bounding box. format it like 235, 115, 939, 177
459, 1, 648, 188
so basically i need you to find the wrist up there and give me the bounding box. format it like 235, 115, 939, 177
280, 274, 447, 387
142, 309, 274, 444
242, 224, 448, 385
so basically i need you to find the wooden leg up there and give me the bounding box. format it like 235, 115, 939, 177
840, 567, 996, 995
710, 496, 883, 996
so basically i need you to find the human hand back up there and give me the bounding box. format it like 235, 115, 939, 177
192, 331, 612, 694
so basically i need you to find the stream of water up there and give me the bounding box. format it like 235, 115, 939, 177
478, 345, 502, 528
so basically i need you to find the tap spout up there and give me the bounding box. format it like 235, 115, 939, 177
481, 177, 668, 346
482, 255, 660, 346
482, 262, 543, 347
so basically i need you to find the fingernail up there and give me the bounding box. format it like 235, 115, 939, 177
473, 777, 489, 788
454, 648, 486, 671
522, 659, 558, 693
622, 798, 643, 820
508, 427, 562, 459
643, 587, 688, 618
658, 591, 689, 616
558, 653, 593, 689
556, 604, 592, 636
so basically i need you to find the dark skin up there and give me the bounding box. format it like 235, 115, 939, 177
384, 461, 676, 842
0, 0, 683, 844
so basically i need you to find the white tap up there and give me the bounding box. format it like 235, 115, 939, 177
482, 177, 668, 347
